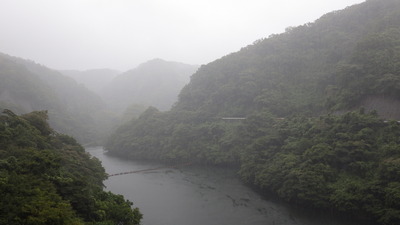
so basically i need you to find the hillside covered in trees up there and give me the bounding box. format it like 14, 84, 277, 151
0, 53, 116, 145
106, 0, 400, 224
0, 109, 142, 224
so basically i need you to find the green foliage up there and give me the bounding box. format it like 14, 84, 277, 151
105, 1, 400, 225
239, 112, 400, 224
330, 28, 400, 109
0, 110, 142, 225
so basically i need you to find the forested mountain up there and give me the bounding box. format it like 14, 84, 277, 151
174, 0, 400, 118
0, 53, 114, 144
106, 0, 400, 224
60, 69, 119, 94
101, 59, 198, 112
0, 110, 142, 224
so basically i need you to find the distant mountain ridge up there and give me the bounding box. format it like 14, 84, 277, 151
0, 52, 111, 144
0, 53, 200, 143
101, 58, 199, 112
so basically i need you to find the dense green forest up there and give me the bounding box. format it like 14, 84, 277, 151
106, 0, 400, 224
239, 110, 400, 224
0, 109, 142, 225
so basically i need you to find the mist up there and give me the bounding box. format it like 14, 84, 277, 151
0, 0, 364, 71
5, 0, 400, 225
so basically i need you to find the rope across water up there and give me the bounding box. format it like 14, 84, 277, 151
107, 162, 192, 177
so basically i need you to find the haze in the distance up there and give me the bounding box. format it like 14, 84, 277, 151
0, 0, 365, 71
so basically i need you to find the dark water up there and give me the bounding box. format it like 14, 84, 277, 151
86, 146, 357, 225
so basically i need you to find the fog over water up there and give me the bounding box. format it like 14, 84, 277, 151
0, 0, 364, 70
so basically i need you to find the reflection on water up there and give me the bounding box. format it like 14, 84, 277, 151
86, 146, 357, 225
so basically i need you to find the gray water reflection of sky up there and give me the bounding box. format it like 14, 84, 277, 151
87, 147, 358, 225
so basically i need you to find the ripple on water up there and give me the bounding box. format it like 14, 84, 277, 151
86, 147, 360, 225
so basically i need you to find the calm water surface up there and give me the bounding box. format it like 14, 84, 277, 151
86, 146, 357, 225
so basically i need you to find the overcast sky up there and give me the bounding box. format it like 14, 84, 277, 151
0, 0, 365, 71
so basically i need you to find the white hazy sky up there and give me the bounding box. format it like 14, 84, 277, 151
0, 0, 365, 71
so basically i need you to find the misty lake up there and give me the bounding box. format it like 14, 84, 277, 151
86, 146, 358, 225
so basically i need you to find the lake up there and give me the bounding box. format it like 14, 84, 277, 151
86, 146, 357, 225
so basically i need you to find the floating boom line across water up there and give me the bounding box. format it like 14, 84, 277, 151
107, 162, 193, 177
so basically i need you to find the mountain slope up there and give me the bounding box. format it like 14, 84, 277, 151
106, 0, 400, 224
0, 52, 112, 144
0, 55, 59, 113
107, 0, 400, 164
101, 59, 198, 112
175, 0, 400, 118
108, 0, 400, 160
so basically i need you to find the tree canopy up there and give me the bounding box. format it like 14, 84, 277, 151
0, 110, 142, 225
